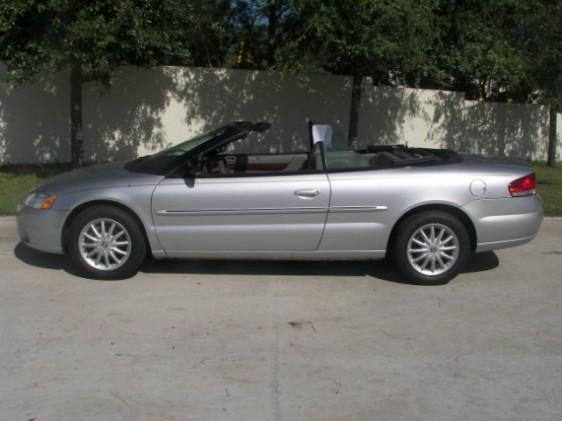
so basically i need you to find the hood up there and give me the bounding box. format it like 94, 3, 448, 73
38, 161, 165, 195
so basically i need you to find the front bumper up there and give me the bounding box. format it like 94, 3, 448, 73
16, 206, 68, 254
464, 194, 544, 252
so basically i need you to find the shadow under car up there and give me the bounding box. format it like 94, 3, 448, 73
14, 242, 499, 285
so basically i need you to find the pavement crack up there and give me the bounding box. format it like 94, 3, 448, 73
378, 329, 397, 338
110, 391, 130, 409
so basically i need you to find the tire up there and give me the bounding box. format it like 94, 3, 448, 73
391, 210, 471, 285
67, 205, 147, 280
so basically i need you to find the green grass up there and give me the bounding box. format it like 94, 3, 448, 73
0, 163, 561, 216
534, 163, 562, 216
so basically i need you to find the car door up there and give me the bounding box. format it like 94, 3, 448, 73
151, 172, 330, 256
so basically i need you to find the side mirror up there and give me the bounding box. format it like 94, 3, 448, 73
311, 124, 333, 146
184, 159, 203, 177
184, 161, 194, 178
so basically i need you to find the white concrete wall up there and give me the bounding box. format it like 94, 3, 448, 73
0, 66, 351, 164
0, 65, 560, 165
0, 70, 70, 164
81, 67, 352, 162
357, 83, 557, 160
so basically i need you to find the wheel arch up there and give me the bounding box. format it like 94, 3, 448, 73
61, 200, 150, 254
386, 203, 477, 256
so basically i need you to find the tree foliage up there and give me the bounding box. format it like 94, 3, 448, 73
0, 0, 560, 163
2, 0, 559, 103
0, 0, 233, 84
426, 1, 526, 98
277, 0, 438, 82
515, 0, 562, 111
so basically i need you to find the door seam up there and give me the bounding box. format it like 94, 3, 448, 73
314, 173, 332, 250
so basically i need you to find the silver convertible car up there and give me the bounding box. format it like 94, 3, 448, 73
17, 121, 543, 284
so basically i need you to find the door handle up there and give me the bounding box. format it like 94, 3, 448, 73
295, 189, 320, 199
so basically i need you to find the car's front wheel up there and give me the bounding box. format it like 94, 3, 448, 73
67, 205, 147, 279
391, 210, 471, 285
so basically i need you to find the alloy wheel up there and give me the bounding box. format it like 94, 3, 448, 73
406, 223, 460, 276
78, 218, 132, 271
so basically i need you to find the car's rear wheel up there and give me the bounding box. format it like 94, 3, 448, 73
391, 210, 471, 285
67, 205, 146, 279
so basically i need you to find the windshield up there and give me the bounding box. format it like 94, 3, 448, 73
151, 127, 227, 158
125, 123, 258, 175
125, 126, 231, 175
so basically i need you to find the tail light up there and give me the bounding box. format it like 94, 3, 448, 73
508, 173, 536, 197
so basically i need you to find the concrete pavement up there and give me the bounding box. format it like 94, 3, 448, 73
1, 216, 561, 420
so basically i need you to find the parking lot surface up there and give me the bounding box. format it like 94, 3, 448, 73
1, 216, 561, 421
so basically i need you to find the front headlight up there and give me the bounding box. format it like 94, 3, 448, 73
21, 191, 57, 210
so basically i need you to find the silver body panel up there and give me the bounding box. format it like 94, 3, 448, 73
16, 153, 543, 260
152, 174, 330, 254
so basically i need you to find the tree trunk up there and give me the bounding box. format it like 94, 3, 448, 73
267, 2, 278, 66
348, 75, 363, 147
547, 107, 557, 167
70, 63, 84, 168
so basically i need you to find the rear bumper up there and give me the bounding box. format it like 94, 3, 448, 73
463, 195, 543, 252
16, 207, 67, 254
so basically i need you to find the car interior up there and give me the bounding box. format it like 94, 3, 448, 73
198, 122, 461, 176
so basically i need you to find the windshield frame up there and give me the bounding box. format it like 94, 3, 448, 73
149, 127, 229, 159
